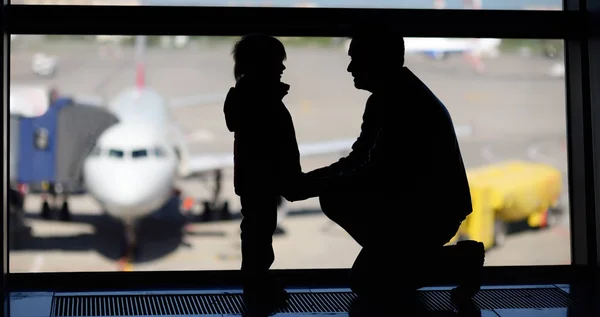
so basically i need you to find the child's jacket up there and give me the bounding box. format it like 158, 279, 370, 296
224, 77, 303, 197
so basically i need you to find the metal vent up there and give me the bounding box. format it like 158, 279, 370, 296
420, 288, 572, 311
52, 288, 572, 316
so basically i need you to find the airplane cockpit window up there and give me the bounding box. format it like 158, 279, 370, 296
154, 147, 167, 158
108, 149, 125, 158
132, 149, 148, 158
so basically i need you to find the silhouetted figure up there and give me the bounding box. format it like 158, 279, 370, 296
285, 24, 485, 311
224, 34, 303, 316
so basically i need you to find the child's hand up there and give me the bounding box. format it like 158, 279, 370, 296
281, 175, 317, 202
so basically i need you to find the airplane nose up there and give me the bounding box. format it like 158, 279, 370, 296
108, 175, 164, 208
84, 160, 171, 211
109, 183, 149, 208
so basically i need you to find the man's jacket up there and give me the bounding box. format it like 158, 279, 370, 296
313, 67, 473, 221
305, 94, 381, 179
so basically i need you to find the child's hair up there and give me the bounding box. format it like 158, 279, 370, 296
231, 34, 287, 82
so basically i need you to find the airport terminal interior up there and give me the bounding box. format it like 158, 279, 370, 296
2, 1, 600, 316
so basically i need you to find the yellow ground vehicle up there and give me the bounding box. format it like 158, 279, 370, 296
448, 161, 563, 250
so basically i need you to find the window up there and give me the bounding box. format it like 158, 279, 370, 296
108, 148, 124, 158
10, 0, 563, 10
132, 149, 148, 158
8, 34, 572, 273
6, 0, 600, 290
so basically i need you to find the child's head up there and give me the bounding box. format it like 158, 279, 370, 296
232, 34, 287, 82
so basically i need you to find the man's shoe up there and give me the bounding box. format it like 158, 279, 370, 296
456, 299, 483, 317
243, 276, 289, 316
450, 240, 485, 304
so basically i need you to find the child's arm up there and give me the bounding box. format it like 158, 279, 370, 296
236, 106, 279, 193
284, 128, 384, 201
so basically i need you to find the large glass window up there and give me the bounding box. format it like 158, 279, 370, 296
8, 35, 569, 272
10, 0, 562, 10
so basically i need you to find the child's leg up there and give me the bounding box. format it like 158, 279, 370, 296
239, 195, 279, 277
239, 194, 288, 313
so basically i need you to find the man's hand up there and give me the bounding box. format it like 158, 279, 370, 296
281, 174, 327, 202
281, 190, 312, 202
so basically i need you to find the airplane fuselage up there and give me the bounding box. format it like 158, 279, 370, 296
82, 122, 178, 224
81, 88, 186, 226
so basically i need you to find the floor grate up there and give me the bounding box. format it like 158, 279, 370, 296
51, 287, 572, 316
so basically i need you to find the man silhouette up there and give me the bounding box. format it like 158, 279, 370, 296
224, 34, 302, 316
286, 24, 485, 310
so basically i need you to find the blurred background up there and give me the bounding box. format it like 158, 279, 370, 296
8, 0, 569, 273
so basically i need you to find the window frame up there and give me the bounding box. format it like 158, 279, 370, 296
586, 0, 600, 283
2, 3, 9, 300
4, 1, 600, 291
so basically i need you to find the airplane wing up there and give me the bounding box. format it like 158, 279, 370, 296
404, 38, 473, 54
71, 92, 226, 109
186, 138, 355, 175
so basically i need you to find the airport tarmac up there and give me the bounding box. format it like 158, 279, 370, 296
9, 38, 571, 273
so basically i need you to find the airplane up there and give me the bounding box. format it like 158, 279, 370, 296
404, 37, 502, 60
13, 35, 354, 261
344, 37, 502, 61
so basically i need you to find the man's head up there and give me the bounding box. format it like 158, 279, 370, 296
347, 23, 405, 92
232, 34, 287, 83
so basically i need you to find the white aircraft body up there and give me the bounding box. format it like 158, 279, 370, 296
46, 36, 354, 258
404, 38, 502, 60
344, 37, 502, 60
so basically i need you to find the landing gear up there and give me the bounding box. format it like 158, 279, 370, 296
201, 200, 231, 222
221, 201, 231, 220
59, 201, 71, 221
39, 184, 71, 221
41, 201, 52, 219
119, 221, 139, 266
200, 169, 232, 222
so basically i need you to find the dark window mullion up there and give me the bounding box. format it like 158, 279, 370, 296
8, 5, 585, 39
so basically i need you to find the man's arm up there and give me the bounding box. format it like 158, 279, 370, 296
305, 96, 380, 178
325, 128, 385, 191
285, 128, 385, 201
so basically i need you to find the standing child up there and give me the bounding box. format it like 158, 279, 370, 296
223, 34, 304, 315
